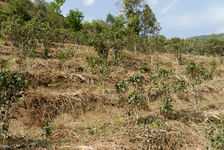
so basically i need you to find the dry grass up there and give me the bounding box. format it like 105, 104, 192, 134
0, 41, 224, 149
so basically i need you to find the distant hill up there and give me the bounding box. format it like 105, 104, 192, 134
191, 33, 224, 43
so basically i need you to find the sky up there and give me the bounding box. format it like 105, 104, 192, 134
46, 0, 224, 38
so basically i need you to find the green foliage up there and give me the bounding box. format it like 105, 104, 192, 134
8, 0, 33, 21
128, 74, 143, 86
57, 47, 74, 69
0, 68, 29, 142
55, 28, 71, 47
39, 22, 56, 58
20, 18, 42, 57
49, 0, 65, 14
43, 120, 54, 138
113, 15, 126, 28
115, 81, 128, 94
206, 118, 224, 150
115, 74, 146, 117
186, 62, 212, 85
149, 35, 166, 53
202, 39, 224, 56
71, 30, 90, 45
1, 15, 24, 47
86, 56, 104, 68
149, 68, 187, 118
83, 20, 107, 34
48, 83, 60, 87
89, 26, 126, 63
106, 13, 115, 25
57, 47, 74, 61
140, 4, 161, 37
122, 0, 160, 36
183, 38, 201, 55
67, 9, 84, 32
107, 27, 127, 63
191, 33, 224, 43
128, 92, 146, 108
167, 37, 184, 65
186, 62, 212, 109
89, 33, 110, 62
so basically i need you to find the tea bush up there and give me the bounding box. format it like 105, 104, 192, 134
0, 68, 29, 143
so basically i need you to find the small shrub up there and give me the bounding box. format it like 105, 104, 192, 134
115, 81, 128, 94
0, 68, 29, 144
57, 47, 74, 69
114, 74, 146, 119
186, 62, 212, 109
206, 118, 224, 150
43, 120, 54, 139
149, 68, 187, 118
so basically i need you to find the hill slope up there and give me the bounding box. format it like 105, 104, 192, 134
191, 33, 224, 42
0, 41, 224, 149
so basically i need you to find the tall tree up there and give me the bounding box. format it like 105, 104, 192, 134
66, 9, 84, 31
49, 0, 65, 14
8, 0, 34, 21
33, 0, 48, 19
48, 0, 66, 27
140, 4, 160, 37
123, 0, 142, 33
106, 13, 115, 25
122, 0, 160, 36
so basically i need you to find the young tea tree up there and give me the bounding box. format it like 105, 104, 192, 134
57, 47, 74, 70
39, 22, 56, 58
149, 68, 187, 118
1, 15, 24, 47
115, 74, 146, 120
186, 62, 212, 109
148, 35, 166, 65
107, 27, 126, 64
0, 68, 29, 144
167, 37, 184, 65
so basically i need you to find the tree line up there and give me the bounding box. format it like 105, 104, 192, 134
0, 0, 223, 61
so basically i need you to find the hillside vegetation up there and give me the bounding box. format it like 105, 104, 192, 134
0, 0, 224, 149
191, 33, 224, 43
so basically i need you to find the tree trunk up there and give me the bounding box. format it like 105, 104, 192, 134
193, 86, 199, 110
151, 53, 154, 66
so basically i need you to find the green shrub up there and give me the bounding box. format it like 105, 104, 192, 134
149, 68, 187, 118
57, 47, 74, 69
1, 15, 24, 47
0, 68, 29, 144
206, 118, 224, 150
186, 62, 212, 109
114, 74, 146, 118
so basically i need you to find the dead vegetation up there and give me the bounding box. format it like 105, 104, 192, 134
0, 42, 224, 150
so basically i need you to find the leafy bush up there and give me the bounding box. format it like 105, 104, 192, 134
115, 74, 146, 118
186, 62, 212, 109
89, 33, 110, 62
167, 37, 184, 65
0, 68, 29, 143
202, 39, 224, 56
57, 47, 74, 69
206, 118, 224, 150
39, 22, 56, 58
1, 15, 24, 47
57, 47, 74, 62
149, 68, 187, 118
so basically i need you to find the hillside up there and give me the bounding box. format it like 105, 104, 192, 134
0, 41, 224, 149
191, 33, 224, 43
